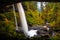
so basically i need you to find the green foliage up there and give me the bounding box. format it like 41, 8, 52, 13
43, 3, 60, 28
50, 36, 60, 40
5, 21, 15, 32
22, 2, 60, 29
0, 1, 60, 40
25, 9, 45, 26
50, 33, 60, 40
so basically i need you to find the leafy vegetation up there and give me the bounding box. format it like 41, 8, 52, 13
0, 1, 60, 40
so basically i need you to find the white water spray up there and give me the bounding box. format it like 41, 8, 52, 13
27, 29, 37, 38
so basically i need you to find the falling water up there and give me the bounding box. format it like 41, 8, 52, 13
37, 2, 41, 11
37, 2, 46, 12
17, 3, 29, 37
17, 3, 38, 38
12, 4, 18, 30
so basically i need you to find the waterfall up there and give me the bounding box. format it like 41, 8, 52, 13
17, 3, 28, 37
37, 2, 41, 11
37, 2, 46, 12
17, 2, 38, 38
12, 4, 18, 30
